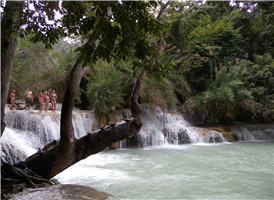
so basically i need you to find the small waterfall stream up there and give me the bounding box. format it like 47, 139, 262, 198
132, 105, 226, 148
1, 110, 95, 164
232, 125, 274, 140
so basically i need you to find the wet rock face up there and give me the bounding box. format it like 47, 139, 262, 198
162, 128, 190, 144
6, 104, 25, 110
7, 184, 119, 200
1, 141, 28, 165
177, 129, 190, 144
209, 135, 223, 143
163, 128, 177, 144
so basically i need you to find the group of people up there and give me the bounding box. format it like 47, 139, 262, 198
38, 88, 58, 112
10, 87, 58, 112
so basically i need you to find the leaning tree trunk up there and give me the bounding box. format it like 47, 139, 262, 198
23, 1, 170, 180
23, 4, 140, 179
1, 2, 24, 135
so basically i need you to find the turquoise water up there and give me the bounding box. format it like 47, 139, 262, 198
56, 141, 274, 199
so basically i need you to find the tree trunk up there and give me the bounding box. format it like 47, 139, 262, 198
130, 1, 170, 126
23, 1, 170, 180
1, 1, 24, 135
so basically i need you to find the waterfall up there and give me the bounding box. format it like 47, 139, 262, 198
125, 105, 226, 148
1, 110, 95, 164
5, 105, 10, 111
2, 107, 273, 165
30, 103, 78, 111
231, 125, 274, 141
1, 127, 36, 164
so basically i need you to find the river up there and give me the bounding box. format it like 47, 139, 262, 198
55, 141, 273, 199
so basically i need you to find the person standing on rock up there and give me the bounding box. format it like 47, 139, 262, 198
10, 89, 16, 110
50, 90, 57, 112
24, 87, 33, 110
44, 88, 51, 112
39, 89, 45, 112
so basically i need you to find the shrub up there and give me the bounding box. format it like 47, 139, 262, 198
86, 60, 128, 119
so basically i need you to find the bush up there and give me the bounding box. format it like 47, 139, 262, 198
86, 60, 129, 119
183, 61, 257, 125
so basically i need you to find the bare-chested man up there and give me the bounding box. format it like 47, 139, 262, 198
25, 87, 33, 110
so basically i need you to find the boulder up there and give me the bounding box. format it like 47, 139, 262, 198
16, 103, 26, 110
177, 129, 190, 144
7, 184, 119, 200
163, 128, 177, 144
33, 103, 52, 110
209, 135, 223, 143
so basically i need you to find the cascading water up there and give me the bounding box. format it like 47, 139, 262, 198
2, 106, 274, 165
1, 128, 31, 165
30, 103, 79, 111
133, 105, 226, 148
232, 125, 274, 141
1, 110, 95, 164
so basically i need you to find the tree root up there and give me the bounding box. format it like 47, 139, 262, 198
1, 159, 54, 199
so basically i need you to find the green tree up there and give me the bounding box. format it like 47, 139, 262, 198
181, 14, 244, 93
1, 1, 170, 195
242, 53, 274, 122
85, 60, 128, 119
183, 61, 256, 125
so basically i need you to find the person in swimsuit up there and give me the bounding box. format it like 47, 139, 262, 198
10, 89, 16, 110
44, 88, 51, 112
25, 87, 33, 110
50, 90, 57, 111
39, 89, 45, 112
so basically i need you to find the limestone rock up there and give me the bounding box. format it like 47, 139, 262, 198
7, 184, 119, 200
177, 129, 190, 144
209, 135, 223, 143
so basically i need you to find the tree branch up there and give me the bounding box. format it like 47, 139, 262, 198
130, 1, 169, 125
60, 3, 109, 146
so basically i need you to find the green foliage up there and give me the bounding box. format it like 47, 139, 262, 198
41, 45, 80, 101
242, 54, 274, 122
180, 14, 244, 93
140, 77, 178, 114
47, 1, 171, 86
11, 37, 51, 101
4, 1, 170, 79
85, 60, 129, 118
254, 2, 274, 57
50, 178, 60, 185
183, 62, 256, 125
243, 54, 274, 98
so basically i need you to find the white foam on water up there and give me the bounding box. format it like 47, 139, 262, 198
1, 110, 96, 164
142, 144, 195, 151
55, 152, 131, 185
2, 127, 41, 154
